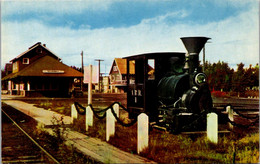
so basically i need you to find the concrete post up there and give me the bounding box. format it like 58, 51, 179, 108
27, 81, 30, 91
137, 113, 149, 154
207, 113, 218, 144
226, 106, 234, 130
71, 104, 78, 123
106, 109, 115, 141
113, 103, 119, 122
86, 106, 93, 131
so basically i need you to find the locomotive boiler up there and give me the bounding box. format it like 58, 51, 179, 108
124, 37, 213, 133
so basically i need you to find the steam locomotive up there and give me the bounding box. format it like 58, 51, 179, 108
124, 37, 213, 133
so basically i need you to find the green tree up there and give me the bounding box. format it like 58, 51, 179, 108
232, 63, 246, 92
252, 64, 259, 88
204, 61, 258, 95
204, 61, 233, 91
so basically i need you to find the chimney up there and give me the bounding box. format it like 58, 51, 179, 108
181, 37, 210, 55
180, 37, 210, 73
43, 44, 46, 47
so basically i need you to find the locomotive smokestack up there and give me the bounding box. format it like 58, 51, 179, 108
180, 37, 210, 74
181, 37, 210, 54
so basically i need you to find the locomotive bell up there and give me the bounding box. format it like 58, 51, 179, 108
181, 37, 210, 74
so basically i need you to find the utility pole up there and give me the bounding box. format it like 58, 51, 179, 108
95, 59, 104, 93
81, 51, 84, 73
100, 73, 104, 93
202, 41, 211, 72
81, 51, 84, 90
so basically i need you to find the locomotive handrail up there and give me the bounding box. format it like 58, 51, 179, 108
174, 97, 182, 108
74, 102, 137, 127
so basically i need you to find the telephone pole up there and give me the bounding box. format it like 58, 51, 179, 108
95, 59, 104, 93
81, 51, 84, 90
81, 51, 84, 73
202, 41, 211, 72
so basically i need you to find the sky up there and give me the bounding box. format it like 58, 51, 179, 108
1, 0, 259, 74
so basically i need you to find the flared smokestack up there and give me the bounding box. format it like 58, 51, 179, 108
181, 37, 210, 55
180, 37, 210, 74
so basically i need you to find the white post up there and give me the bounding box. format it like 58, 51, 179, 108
85, 106, 93, 131
71, 104, 78, 123
106, 108, 115, 141
113, 103, 119, 122
207, 113, 218, 144
88, 65, 93, 105
27, 81, 30, 91
137, 113, 149, 154
226, 106, 234, 130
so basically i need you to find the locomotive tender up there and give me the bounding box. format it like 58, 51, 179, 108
124, 37, 213, 132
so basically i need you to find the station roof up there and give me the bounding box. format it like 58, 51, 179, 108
2, 55, 83, 80
10, 42, 61, 62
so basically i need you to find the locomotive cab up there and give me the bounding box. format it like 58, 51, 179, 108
124, 52, 185, 120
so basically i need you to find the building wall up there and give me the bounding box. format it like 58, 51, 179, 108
12, 47, 50, 73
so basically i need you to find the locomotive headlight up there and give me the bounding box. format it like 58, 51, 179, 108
194, 73, 207, 85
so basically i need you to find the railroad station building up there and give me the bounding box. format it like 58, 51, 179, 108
1, 42, 83, 97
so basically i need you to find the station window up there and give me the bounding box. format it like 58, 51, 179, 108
148, 59, 155, 80
13, 62, 18, 72
23, 58, 29, 64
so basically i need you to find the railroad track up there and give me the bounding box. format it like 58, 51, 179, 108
2, 105, 60, 164
150, 104, 259, 134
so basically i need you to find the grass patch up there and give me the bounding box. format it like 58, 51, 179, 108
22, 98, 259, 163
72, 114, 259, 163
33, 119, 97, 163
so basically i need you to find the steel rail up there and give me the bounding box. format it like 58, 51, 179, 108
2, 108, 60, 164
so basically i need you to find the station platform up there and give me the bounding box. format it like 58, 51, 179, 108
2, 100, 72, 126
1, 96, 155, 163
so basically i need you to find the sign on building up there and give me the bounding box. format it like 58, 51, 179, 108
84, 65, 99, 84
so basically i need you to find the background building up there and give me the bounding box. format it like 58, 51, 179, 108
1, 42, 83, 97
109, 58, 135, 93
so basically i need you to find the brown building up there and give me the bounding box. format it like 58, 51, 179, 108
1, 42, 83, 97
3, 63, 13, 76
109, 58, 135, 93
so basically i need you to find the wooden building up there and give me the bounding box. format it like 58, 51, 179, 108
109, 58, 135, 93
1, 42, 83, 97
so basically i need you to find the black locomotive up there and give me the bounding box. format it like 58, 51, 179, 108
124, 37, 213, 133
